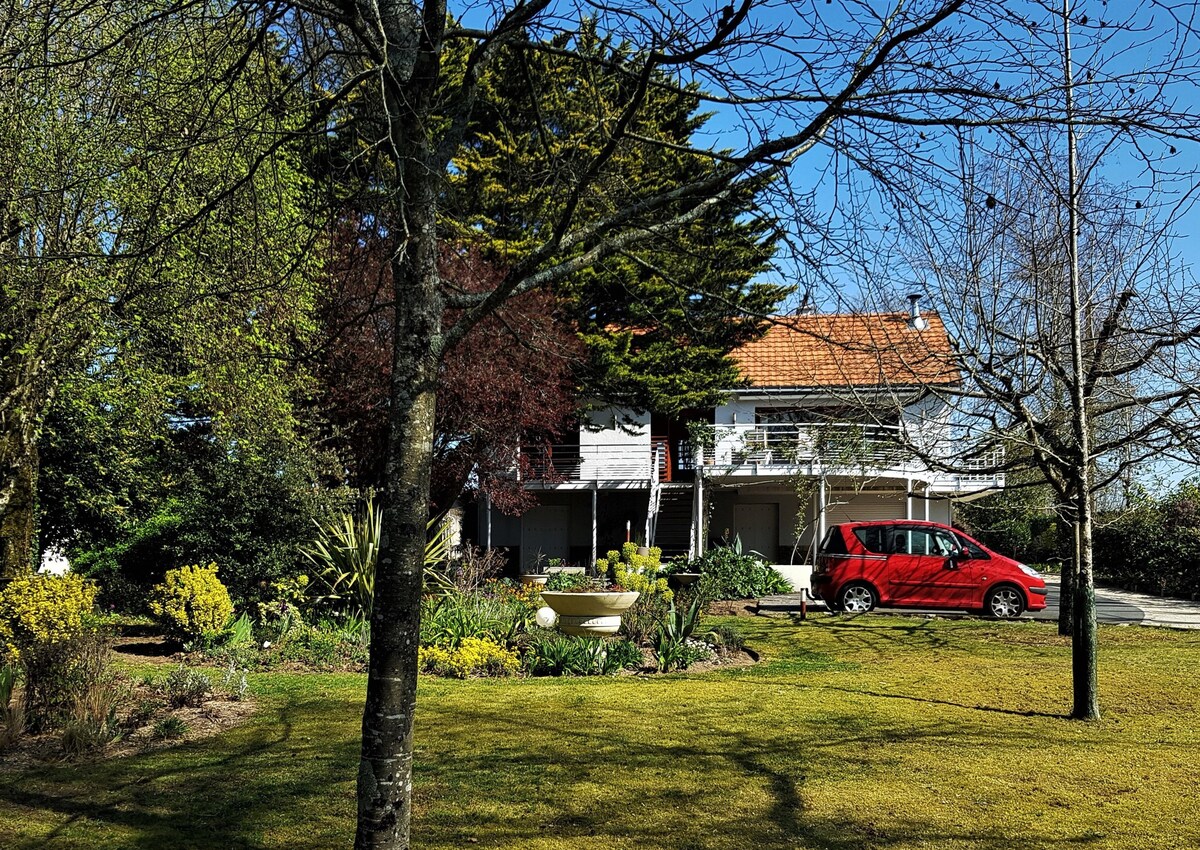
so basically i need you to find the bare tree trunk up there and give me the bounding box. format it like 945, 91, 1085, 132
1071, 493, 1099, 719
354, 59, 445, 839
1063, 1, 1099, 720
1058, 503, 1076, 636
354, 312, 439, 849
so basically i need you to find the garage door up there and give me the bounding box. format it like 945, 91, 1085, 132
733, 503, 778, 560
521, 506, 571, 569
825, 492, 907, 525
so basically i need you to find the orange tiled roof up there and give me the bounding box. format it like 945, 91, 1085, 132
732, 312, 959, 388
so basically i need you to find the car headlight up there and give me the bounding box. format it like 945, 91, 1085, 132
1017, 563, 1042, 578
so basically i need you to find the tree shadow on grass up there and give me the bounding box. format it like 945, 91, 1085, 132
0, 695, 359, 850
405, 698, 1090, 849
0, 679, 1096, 850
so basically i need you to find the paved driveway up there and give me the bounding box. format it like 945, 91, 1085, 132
761, 577, 1200, 628
1029, 577, 1200, 629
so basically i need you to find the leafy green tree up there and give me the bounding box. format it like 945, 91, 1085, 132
0, 1, 318, 577
449, 29, 789, 412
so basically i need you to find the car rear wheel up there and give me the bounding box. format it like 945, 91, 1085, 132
985, 585, 1025, 619
838, 582, 878, 614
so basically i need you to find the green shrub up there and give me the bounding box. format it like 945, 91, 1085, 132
603, 638, 645, 672
543, 571, 593, 591
1093, 482, 1200, 599
149, 563, 234, 642
275, 621, 369, 669
687, 547, 792, 600
0, 573, 111, 730
152, 716, 188, 739
0, 665, 23, 748
522, 634, 641, 676
419, 637, 519, 678
162, 664, 213, 708
420, 585, 535, 649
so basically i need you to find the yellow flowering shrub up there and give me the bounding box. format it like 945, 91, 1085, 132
419, 637, 519, 678
150, 563, 234, 642
0, 573, 99, 663
596, 542, 674, 644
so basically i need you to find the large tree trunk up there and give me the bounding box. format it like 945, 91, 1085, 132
1071, 495, 1100, 719
1057, 503, 1076, 636
0, 418, 38, 578
354, 64, 445, 841
354, 309, 440, 848
0, 372, 42, 578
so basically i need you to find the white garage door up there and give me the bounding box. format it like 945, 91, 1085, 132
825, 492, 907, 525
733, 503, 778, 560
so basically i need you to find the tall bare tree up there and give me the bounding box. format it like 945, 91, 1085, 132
869, 3, 1200, 721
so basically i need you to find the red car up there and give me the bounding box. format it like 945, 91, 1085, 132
812, 520, 1048, 618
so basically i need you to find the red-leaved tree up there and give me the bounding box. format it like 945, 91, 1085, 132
317, 220, 581, 513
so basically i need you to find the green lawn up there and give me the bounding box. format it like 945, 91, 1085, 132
2, 615, 1199, 849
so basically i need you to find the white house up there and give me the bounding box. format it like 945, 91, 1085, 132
475, 305, 1003, 588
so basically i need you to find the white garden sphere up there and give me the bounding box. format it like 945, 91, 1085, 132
535, 606, 559, 629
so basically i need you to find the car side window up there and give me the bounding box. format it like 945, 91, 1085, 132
931, 529, 959, 557
894, 528, 957, 557
852, 527, 888, 554
821, 526, 849, 555
954, 533, 990, 560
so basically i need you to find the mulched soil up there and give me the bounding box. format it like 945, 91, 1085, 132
1, 671, 255, 770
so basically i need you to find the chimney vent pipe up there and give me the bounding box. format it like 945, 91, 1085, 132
907, 293, 928, 331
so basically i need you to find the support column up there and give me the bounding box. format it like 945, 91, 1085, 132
906, 478, 914, 520
691, 473, 705, 559
816, 477, 827, 566
924, 484, 930, 521
484, 494, 492, 550
591, 484, 598, 566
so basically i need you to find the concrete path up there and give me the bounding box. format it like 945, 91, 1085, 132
759, 576, 1200, 629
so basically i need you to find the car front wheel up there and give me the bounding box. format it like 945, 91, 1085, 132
838, 582, 878, 614
985, 585, 1025, 619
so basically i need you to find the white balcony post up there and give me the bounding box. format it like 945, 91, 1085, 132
591, 484, 598, 566
484, 494, 492, 550
816, 476, 827, 561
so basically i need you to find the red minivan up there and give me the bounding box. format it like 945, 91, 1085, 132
812, 520, 1048, 618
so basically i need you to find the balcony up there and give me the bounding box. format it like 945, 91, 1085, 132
692, 422, 912, 473
518, 439, 669, 485
513, 425, 1004, 492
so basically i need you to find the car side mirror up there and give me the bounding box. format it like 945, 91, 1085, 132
953, 548, 971, 562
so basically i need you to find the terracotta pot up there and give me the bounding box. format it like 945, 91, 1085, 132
520, 573, 549, 586
540, 591, 640, 636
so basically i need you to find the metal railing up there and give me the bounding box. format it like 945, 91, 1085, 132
518, 443, 659, 482
691, 422, 911, 470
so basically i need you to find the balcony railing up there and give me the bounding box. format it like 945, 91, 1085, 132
692, 422, 912, 470
514, 426, 1004, 485
518, 443, 658, 482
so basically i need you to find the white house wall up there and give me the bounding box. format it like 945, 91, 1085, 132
579, 407, 651, 480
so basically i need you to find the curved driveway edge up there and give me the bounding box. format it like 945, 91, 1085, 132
759, 577, 1200, 629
